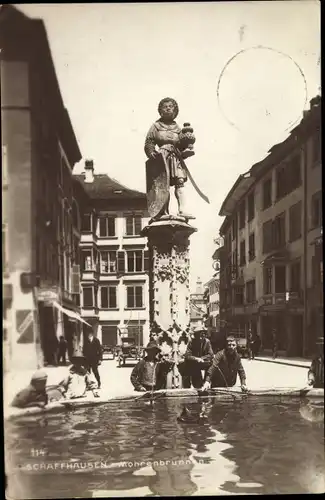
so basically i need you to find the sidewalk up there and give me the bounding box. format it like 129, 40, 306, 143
254, 356, 310, 369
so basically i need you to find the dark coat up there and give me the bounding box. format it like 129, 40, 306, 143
308, 356, 324, 388
206, 349, 246, 387
11, 384, 48, 409
83, 337, 102, 364
130, 357, 173, 391
185, 338, 214, 364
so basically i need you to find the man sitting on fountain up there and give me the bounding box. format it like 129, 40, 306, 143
130, 341, 174, 392
202, 336, 248, 392
179, 327, 214, 389
11, 370, 49, 409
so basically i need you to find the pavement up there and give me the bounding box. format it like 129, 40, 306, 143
253, 356, 311, 368
3, 355, 312, 413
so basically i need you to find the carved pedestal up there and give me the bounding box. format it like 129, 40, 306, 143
142, 217, 197, 388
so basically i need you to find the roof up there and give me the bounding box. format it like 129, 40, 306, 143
218, 171, 255, 216
74, 173, 147, 201
0, 5, 81, 166
218, 94, 321, 221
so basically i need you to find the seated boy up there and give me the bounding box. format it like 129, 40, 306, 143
130, 341, 174, 392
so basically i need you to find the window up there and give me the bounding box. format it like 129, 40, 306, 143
275, 265, 286, 293
273, 212, 286, 249
276, 165, 287, 200
290, 260, 301, 292
239, 240, 246, 266
99, 216, 115, 237
289, 202, 302, 242
311, 191, 322, 228
312, 256, 321, 286
126, 285, 143, 308
126, 250, 143, 272
246, 280, 256, 303
312, 129, 321, 165
231, 250, 237, 279
247, 191, 255, 221
231, 217, 236, 241
276, 155, 301, 200
234, 286, 244, 306
263, 178, 272, 210
289, 153, 301, 191
263, 267, 272, 294
263, 219, 273, 254
125, 215, 142, 236
248, 233, 255, 261
100, 286, 117, 309
101, 325, 118, 347
238, 200, 245, 229
81, 213, 92, 232
82, 250, 93, 271
83, 286, 94, 308
127, 324, 144, 346
100, 251, 117, 273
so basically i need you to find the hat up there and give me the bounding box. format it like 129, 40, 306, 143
145, 341, 161, 352
31, 370, 48, 382
192, 326, 207, 334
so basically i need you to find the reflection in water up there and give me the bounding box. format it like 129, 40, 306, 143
5, 396, 325, 498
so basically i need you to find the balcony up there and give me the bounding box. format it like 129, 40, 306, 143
260, 291, 304, 313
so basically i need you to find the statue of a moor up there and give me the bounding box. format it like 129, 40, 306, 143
145, 97, 209, 220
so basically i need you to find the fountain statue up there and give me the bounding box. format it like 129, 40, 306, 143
142, 98, 209, 388
144, 97, 209, 221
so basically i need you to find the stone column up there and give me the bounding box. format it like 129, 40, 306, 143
142, 216, 197, 388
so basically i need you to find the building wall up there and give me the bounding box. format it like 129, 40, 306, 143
1, 37, 83, 370
216, 97, 321, 357
80, 206, 150, 347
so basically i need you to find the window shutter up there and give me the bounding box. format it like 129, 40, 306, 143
71, 264, 80, 294
126, 216, 133, 236
135, 216, 142, 235
117, 251, 125, 273
144, 250, 149, 272
101, 287, 108, 308
127, 286, 134, 308
109, 286, 117, 308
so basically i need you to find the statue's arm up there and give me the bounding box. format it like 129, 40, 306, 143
144, 124, 157, 159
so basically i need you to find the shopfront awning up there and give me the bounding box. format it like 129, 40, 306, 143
52, 302, 91, 326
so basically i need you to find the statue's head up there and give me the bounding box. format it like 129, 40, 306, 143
158, 97, 179, 120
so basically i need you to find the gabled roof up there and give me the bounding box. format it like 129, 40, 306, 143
0, 5, 81, 166
74, 173, 147, 201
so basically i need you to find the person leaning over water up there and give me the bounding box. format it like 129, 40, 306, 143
202, 336, 248, 392
179, 326, 214, 389
130, 341, 174, 392
307, 336, 324, 389
11, 370, 48, 409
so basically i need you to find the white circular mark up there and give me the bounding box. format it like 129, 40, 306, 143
217, 46, 308, 135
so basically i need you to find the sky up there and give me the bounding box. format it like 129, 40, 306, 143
17, 2, 321, 291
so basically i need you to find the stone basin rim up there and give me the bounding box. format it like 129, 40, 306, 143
4, 387, 324, 421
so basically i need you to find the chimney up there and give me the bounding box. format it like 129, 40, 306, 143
84, 159, 94, 183
196, 277, 204, 295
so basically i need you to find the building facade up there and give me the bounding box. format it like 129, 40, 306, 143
75, 161, 151, 348
204, 275, 220, 330
1, 5, 86, 370
214, 96, 322, 357
189, 278, 208, 330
